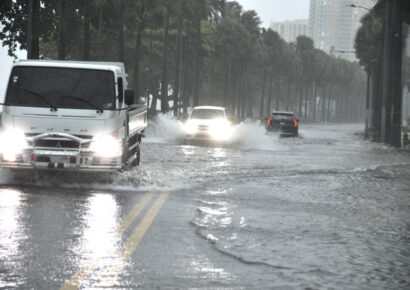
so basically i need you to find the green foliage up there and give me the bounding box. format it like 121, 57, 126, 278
0, 0, 366, 121
355, 9, 383, 73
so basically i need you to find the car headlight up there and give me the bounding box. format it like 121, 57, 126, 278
0, 129, 28, 162
90, 135, 122, 158
210, 120, 231, 140
185, 121, 198, 135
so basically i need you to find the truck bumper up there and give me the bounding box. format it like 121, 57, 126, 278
0, 132, 125, 172
0, 150, 122, 172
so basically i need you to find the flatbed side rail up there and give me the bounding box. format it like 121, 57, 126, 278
127, 105, 147, 137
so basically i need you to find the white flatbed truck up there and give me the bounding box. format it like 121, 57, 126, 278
0, 60, 147, 172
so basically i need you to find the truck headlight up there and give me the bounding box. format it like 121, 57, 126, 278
90, 135, 122, 158
185, 121, 198, 135
0, 129, 28, 162
210, 120, 231, 140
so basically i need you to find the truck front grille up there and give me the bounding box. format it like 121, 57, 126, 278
198, 125, 209, 131
25, 133, 93, 149
34, 139, 80, 149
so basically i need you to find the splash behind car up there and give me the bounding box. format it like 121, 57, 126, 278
266, 111, 299, 137
184, 106, 232, 144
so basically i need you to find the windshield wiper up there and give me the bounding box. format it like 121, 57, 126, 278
60, 95, 104, 113
17, 87, 58, 111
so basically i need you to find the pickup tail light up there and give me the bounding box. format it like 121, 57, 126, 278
267, 116, 273, 126
293, 117, 298, 128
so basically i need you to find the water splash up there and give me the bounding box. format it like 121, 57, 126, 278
145, 114, 282, 151
230, 120, 281, 150
144, 113, 185, 144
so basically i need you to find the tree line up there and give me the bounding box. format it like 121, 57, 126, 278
0, 0, 366, 122
355, 0, 410, 147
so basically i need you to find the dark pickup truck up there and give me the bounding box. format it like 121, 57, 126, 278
266, 111, 299, 137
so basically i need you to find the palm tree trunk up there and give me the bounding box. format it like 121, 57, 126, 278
303, 84, 308, 119
182, 33, 190, 116
173, 16, 183, 116
134, 15, 144, 102
58, 0, 66, 60
161, 8, 170, 112
193, 17, 202, 107
312, 82, 317, 122
275, 80, 280, 110
224, 55, 232, 108
82, 0, 90, 60
266, 74, 273, 116
118, 0, 124, 62
259, 67, 266, 118
97, 0, 104, 60
286, 79, 291, 111
27, 0, 39, 59
298, 82, 303, 117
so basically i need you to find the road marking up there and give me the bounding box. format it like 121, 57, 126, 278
60, 192, 155, 290
92, 192, 169, 288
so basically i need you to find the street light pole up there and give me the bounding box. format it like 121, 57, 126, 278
346, 4, 371, 11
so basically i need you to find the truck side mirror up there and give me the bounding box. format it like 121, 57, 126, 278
125, 89, 135, 105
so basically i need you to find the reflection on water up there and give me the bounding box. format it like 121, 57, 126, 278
81, 194, 119, 257
0, 189, 24, 288
189, 255, 233, 281
74, 193, 120, 287
182, 146, 196, 156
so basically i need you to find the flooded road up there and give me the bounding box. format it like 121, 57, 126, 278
0, 121, 409, 289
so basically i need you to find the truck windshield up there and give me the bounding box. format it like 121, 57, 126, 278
5, 66, 116, 110
190, 109, 224, 119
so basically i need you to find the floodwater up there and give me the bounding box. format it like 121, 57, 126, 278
0, 116, 409, 289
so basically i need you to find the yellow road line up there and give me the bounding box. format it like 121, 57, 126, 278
92, 192, 169, 288
60, 191, 155, 290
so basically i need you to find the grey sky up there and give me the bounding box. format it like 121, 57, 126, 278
0, 0, 310, 104
236, 0, 310, 27
0, 47, 25, 105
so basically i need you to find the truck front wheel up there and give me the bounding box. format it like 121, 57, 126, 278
131, 143, 140, 167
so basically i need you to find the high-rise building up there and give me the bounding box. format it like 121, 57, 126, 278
270, 20, 309, 43
309, 0, 377, 61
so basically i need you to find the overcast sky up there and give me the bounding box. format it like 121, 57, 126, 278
0, 0, 310, 104
237, 0, 310, 26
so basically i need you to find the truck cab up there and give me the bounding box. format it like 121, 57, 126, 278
0, 60, 147, 172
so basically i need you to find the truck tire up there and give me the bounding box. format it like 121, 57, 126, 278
131, 143, 140, 167
121, 140, 129, 166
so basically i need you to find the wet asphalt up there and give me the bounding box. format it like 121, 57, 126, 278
0, 123, 409, 289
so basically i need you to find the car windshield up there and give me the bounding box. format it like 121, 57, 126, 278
273, 114, 293, 121
190, 109, 224, 119
5, 66, 116, 110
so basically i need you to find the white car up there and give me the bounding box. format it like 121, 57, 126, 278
184, 106, 232, 144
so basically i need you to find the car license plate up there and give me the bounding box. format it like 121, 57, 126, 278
53, 156, 70, 163
280, 122, 285, 126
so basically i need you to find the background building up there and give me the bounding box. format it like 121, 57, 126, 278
270, 19, 309, 43
309, 0, 377, 61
